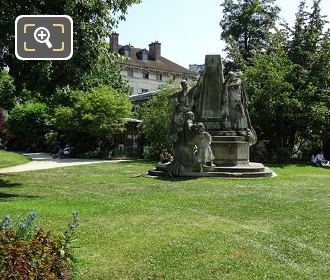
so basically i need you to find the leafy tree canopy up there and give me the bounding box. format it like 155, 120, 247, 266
53, 85, 132, 156
240, 0, 330, 160
0, 70, 15, 110
0, 0, 140, 95
6, 102, 51, 149
220, 0, 280, 71
138, 83, 180, 159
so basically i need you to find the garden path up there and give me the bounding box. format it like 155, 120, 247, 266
0, 153, 126, 173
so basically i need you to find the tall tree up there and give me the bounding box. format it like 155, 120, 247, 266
220, 0, 280, 71
287, 1, 309, 67
242, 33, 297, 160
0, 0, 140, 96
288, 0, 327, 69
287, 0, 330, 150
242, 0, 330, 160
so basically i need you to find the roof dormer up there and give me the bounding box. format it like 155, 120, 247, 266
136, 49, 149, 61
119, 45, 132, 57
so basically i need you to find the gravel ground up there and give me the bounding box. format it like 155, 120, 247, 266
0, 153, 126, 173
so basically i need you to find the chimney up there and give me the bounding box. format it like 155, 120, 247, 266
110, 32, 119, 52
149, 41, 161, 61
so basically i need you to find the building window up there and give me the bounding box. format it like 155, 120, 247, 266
156, 74, 162, 81
124, 49, 130, 57
142, 52, 148, 60
143, 72, 149, 79
141, 88, 149, 93
127, 69, 133, 77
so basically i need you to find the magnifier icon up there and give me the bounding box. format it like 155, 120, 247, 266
34, 27, 53, 48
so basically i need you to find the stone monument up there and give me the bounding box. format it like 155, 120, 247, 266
148, 55, 274, 178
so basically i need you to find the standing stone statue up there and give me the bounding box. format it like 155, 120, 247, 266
222, 71, 248, 130
222, 71, 256, 144
168, 111, 199, 176
196, 123, 215, 173
168, 80, 192, 133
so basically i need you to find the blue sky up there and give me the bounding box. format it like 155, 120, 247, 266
116, 0, 330, 68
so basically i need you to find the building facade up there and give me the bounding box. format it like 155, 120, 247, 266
189, 64, 205, 76
110, 33, 197, 95
110, 33, 197, 157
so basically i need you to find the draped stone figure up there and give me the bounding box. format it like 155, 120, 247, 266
222, 72, 257, 145
168, 80, 193, 134
168, 111, 199, 176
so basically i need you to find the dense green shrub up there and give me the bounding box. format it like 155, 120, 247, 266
0, 211, 79, 280
0, 70, 15, 110
6, 102, 51, 150
138, 82, 179, 159
0, 71, 39, 111
0, 111, 7, 148
53, 85, 132, 156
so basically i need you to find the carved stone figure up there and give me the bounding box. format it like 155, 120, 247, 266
222, 72, 248, 130
222, 72, 256, 145
168, 111, 199, 176
168, 80, 192, 133
196, 123, 215, 173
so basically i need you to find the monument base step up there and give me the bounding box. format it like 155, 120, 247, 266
210, 131, 238, 136
147, 163, 275, 179
212, 136, 246, 142
203, 162, 266, 173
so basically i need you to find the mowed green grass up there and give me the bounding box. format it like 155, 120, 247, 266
0, 161, 329, 279
0, 151, 30, 168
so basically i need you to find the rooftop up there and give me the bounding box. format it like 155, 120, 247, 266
128, 91, 158, 103
118, 45, 195, 77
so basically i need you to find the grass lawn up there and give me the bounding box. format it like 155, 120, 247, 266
0, 150, 30, 168
0, 161, 329, 279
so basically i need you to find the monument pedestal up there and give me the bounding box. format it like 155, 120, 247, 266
211, 134, 249, 166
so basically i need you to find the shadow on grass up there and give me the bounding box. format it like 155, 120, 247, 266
0, 178, 21, 188
267, 162, 314, 169
0, 178, 38, 201
0, 192, 38, 200
116, 159, 155, 165
150, 176, 198, 182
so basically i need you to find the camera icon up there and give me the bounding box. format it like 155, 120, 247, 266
15, 15, 73, 60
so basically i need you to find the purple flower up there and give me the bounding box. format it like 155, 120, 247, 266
27, 211, 37, 220
19, 223, 27, 229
